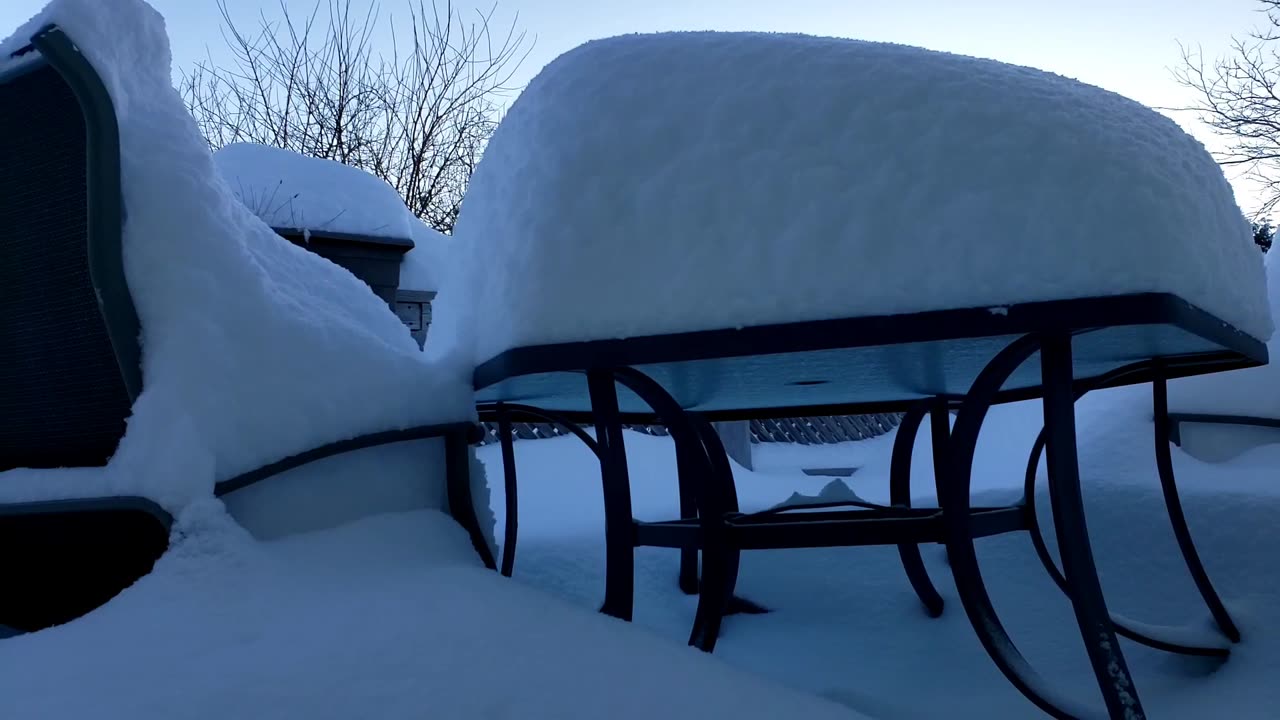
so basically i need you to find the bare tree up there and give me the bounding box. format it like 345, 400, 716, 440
1175, 0, 1280, 219
181, 0, 528, 233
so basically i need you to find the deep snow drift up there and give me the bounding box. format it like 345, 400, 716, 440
0, 502, 866, 720
0, 0, 473, 513
480, 402, 1280, 719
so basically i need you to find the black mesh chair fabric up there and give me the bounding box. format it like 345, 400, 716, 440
0, 504, 169, 632
0, 62, 132, 471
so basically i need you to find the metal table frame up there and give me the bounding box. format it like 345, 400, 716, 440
475, 293, 1266, 720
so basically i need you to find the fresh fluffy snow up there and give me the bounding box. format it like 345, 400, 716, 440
433, 32, 1271, 366
1169, 250, 1280, 418
398, 220, 453, 292
213, 143, 414, 239
480, 400, 1280, 719
0, 503, 865, 720
0, 0, 473, 512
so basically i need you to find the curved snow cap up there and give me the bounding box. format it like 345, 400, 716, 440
434, 31, 1272, 366
213, 143, 414, 240
0, 0, 473, 511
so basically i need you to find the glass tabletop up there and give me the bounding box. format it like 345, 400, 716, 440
473, 294, 1267, 417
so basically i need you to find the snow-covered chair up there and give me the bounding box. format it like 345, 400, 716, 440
0, 25, 493, 635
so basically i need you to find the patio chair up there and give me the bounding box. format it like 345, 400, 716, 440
0, 25, 493, 635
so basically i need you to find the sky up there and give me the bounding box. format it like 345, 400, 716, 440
2, 0, 1273, 211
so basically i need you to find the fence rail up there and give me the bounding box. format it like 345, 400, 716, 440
477, 413, 902, 447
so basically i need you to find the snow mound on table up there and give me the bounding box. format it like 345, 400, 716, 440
432, 32, 1271, 366
0, 0, 473, 512
1169, 250, 1280, 418
213, 143, 413, 240
0, 503, 866, 720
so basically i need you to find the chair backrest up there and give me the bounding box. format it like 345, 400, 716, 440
0, 27, 142, 471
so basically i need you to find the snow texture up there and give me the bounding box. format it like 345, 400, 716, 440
433, 32, 1272, 366
480, 399, 1280, 719
0, 503, 865, 720
399, 220, 454, 292
1169, 249, 1280, 418
0, 0, 474, 513
213, 143, 414, 239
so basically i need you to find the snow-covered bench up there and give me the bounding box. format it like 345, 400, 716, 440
445, 32, 1272, 720
0, 20, 492, 634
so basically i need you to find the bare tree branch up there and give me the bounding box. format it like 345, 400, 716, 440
179, 0, 529, 233
1174, 0, 1280, 219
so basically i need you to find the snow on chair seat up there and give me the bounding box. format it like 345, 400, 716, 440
0, 0, 492, 635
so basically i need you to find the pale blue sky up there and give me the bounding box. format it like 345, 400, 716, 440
3, 0, 1270, 209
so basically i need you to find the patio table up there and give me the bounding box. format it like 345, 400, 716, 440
475, 292, 1266, 720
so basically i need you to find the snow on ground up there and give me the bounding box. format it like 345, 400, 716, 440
213, 143, 414, 239
432, 31, 1270, 366
0, 502, 865, 720
0, 0, 473, 514
480, 392, 1280, 718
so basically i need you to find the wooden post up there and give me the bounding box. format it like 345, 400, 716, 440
714, 421, 753, 471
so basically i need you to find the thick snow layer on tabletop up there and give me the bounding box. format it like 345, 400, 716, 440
1169, 250, 1280, 417
214, 143, 413, 239
432, 32, 1271, 366
0, 502, 865, 720
398, 220, 454, 292
0, 0, 473, 512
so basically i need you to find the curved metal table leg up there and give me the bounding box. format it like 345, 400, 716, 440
940, 333, 1144, 720
588, 369, 637, 621
1020, 371, 1237, 655
687, 417, 768, 650
890, 400, 945, 617
1152, 373, 1241, 643
609, 367, 765, 652
678, 457, 701, 596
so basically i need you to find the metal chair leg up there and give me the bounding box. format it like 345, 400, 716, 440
496, 406, 519, 578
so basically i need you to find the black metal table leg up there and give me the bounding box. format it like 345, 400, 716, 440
940, 333, 1141, 720
587, 369, 636, 621
607, 367, 766, 651
1021, 369, 1236, 657
1041, 333, 1144, 719
1151, 372, 1241, 643
890, 400, 945, 617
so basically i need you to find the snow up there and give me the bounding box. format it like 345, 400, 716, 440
432, 32, 1271, 367
479, 398, 1280, 719
0, 502, 865, 720
0, 0, 474, 514
1169, 250, 1280, 419
213, 143, 413, 240
398, 220, 454, 292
